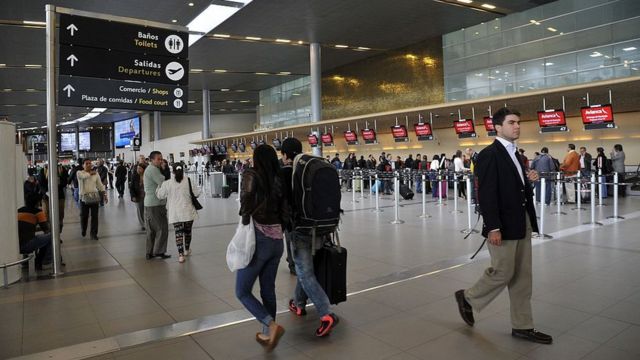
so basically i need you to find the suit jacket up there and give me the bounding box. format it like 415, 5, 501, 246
476, 140, 539, 240
582, 153, 592, 173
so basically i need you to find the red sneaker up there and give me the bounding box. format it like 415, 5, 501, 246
316, 313, 339, 337
288, 299, 307, 316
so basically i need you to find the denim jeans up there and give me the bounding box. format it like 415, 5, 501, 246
291, 232, 331, 318
235, 227, 284, 334
20, 233, 52, 267
534, 180, 552, 205
415, 175, 422, 193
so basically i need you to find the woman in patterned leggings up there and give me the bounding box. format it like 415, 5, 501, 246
156, 164, 201, 263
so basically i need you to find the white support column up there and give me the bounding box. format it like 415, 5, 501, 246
154, 111, 161, 142
202, 89, 211, 140
310, 43, 322, 158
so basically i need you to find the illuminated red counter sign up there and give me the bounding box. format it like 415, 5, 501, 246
361, 129, 377, 144
344, 130, 358, 145
391, 125, 409, 142
308, 134, 319, 147
414, 123, 433, 141
321, 133, 334, 146
483, 116, 496, 136
537, 110, 568, 133
454, 119, 477, 139
581, 104, 616, 130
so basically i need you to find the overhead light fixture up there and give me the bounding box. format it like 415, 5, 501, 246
590, 52, 603, 57
187, 3, 249, 46
213, 33, 231, 38
275, 38, 291, 43
25, 88, 37, 92
481, 3, 496, 9
255, 72, 269, 75
623, 47, 637, 51
0, 64, 6, 67
544, 62, 554, 66
220, 88, 230, 91
457, 0, 473, 3
240, 100, 250, 103
529, 19, 541, 25
357, 47, 370, 50
475, 73, 483, 76
214, 69, 227, 73
245, 36, 262, 40
278, 71, 291, 75
334, 44, 349, 48
190, 68, 204, 72
171, 19, 178, 23
226, 100, 234, 103
24, 64, 42, 68
23, 20, 46, 26
547, 27, 557, 32
297, 40, 304, 44
188, 2, 194, 6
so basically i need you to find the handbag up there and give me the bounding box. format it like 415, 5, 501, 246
80, 191, 101, 204
226, 217, 256, 272
187, 178, 203, 210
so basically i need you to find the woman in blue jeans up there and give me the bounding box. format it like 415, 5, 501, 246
236, 144, 289, 352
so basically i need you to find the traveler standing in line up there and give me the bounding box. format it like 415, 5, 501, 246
560, 144, 580, 203
453, 150, 468, 199
77, 159, 107, 240
161, 159, 171, 180
430, 154, 440, 198
156, 164, 200, 263
144, 151, 170, 260
455, 107, 552, 345
593, 147, 609, 198
610, 144, 626, 197
579, 146, 593, 178
530, 147, 555, 205
115, 161, 128, 198
279, 138, 301, 275
236, 145, 288, 351
130, 163, 147, 231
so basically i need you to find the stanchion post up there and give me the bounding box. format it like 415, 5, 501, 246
351, 172, 358, 203
372, 173, 383, 213
536, 177, 552, 239
419, 173, 430, 218
360, 172, 365, 200
607, 172, 624, 220
585, 172, 603, 226
236, 172, 242, 201
572, 170, 585, 211
390, 174, 405, 224
451, 171, 461, 214
552, 172, 567, 215
597, 168, 606, 207
437, 172, 444, 206
460, 175, 479, 234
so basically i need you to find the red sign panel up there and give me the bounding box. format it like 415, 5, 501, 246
453, 119, 475, 134
344, 130, 358, 142
537, 110, 566, 127
361, 129, 376, 141
391, 125, 408, 138
483, 116, 495, 132
581, 104, 614, 124
321, 133, 334, 144
307, 134, 318, 146
414, 123, 432, 136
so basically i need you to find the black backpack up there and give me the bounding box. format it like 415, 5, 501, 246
291, 154, 342, 242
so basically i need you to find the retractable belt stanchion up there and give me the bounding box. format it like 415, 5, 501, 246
607, 172, 625, 220
597, 169, 606, 207
419, 173, 431, 218
351, 172, 358, 204
437, 172, 444, 206
451, 172, 462, 214
536, 177, 552, 239
584, 172, 603, 226
572, 170, 585, 211
390, 173, 405, 224
552, 172, 567, 215
236, 172, 242, 202
461, 175, 479, 234
372, 173, 383, 213
360, 172, 365, 200
369, 174, 373, 195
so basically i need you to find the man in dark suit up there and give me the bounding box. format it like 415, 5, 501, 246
455, 108, 553, 345
579, 146, 593, 178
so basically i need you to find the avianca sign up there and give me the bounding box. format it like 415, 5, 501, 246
581, 104, 614, 124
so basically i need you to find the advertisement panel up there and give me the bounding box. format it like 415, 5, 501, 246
114, 117, 141, 148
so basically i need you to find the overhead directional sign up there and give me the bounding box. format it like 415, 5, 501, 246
59, 45, 188, 85
59, 14, 188, 58
58, 75, 187, 113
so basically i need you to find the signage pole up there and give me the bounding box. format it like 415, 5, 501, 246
46, 5, 63, 276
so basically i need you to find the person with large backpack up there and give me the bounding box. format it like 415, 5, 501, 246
287, 144, 341, 337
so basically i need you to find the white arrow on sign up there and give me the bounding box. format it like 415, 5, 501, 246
66, 54, 78, 67
62, 84, 75, 97
66, 24, 78, 36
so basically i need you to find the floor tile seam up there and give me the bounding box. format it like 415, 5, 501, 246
568, 315, 633, 346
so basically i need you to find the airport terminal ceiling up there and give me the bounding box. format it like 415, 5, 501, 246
1, 0, 553, 128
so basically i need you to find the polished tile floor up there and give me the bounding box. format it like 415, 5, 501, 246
2, 185, 640, 360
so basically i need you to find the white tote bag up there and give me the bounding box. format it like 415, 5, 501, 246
226, 217, 256, 272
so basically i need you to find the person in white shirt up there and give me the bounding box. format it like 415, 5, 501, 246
453, 150, 469, 199
430, 155, 441, 198
76, 159, 107, 240
156, 164, 200, 263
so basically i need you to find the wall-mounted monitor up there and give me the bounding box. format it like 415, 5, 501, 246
26, 134, 47, 153
453, 119, 477, 139
581, 104, 616, 130
483, 116, 496, 136
537, 109, 568, 133
321, 133, 334, 146
308, 134, 319, 147
414, 123, 433, 141
79, 131, 91, 151
60, 133, 76, 152
114, 117, 141, 148
343, 130, 358, 145
391, 125, 408, 142
361, 128, 377, 144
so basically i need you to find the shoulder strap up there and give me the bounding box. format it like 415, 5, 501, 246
188, 177, 195, 197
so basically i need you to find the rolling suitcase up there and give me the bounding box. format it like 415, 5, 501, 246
399, 184, 414, 200
314, 236, 347, 305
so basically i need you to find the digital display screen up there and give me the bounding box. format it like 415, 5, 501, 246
344, 130, 358, 144
60, 133, 76, 152
391, 125, 408, 138
308, 134, 318, 146
414, 123, 432, 136
537, 110, 566, 127
483, 116, 495, 132
581, 104, 614, 124
26, 134, 47, 152
321, 133, 334, 145
453, 119, 475, 134
79, 132, 90, 151
361, 129, 376, 141
114, 117, 140, 148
